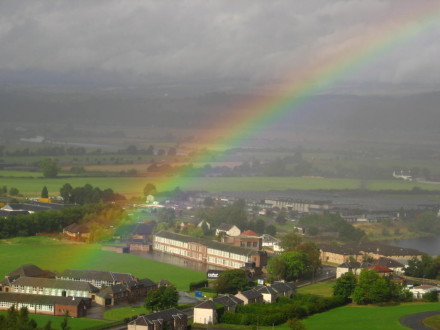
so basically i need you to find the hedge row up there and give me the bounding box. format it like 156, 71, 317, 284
220, 294, 347, 326
189, 280, 208, 291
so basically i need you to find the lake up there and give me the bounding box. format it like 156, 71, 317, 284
390, 235, 440, 256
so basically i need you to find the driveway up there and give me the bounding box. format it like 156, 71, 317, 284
400, 311, 440, 330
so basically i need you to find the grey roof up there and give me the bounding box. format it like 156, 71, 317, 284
337, 261, 371, 269
138, 278, 157, 288
0, 292, 84, 307
11, 277, 98, 292
7, 264, 50, 279
56, 269, 133, 282
154, 231, 259, 256
270, 281, 296, 294
133, 222, 155, 236
63, 223, 90, 234
237, 289, 262, 300
129, 308, 186, 326
97, 284, 127, 298
256, 286, 278, 295
217, 223, 235, 231
195, 300, 217, 309
213, 294, 243, 307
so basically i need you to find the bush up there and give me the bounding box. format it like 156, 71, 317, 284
423, 291, 439, 302
189, 280, 208, 291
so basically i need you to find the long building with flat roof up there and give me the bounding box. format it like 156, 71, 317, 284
153, 231, 267, 269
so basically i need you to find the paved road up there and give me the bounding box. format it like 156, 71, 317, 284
400, 311, 440, 330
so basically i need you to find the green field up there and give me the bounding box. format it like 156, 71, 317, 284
0, 311, 111, 329
303, 302, 440, 330
424, 314, 440, 329
103, 306, 147, 321
297, 280, 335, 297
0, 237, 204, 290
1, 175, 438, 197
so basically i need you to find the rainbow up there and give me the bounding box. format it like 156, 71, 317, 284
149, 1, 440, 191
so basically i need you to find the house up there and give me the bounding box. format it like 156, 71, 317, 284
193, 300, 218, 325
372, 257, 405, 274
95, 278, 157, 306
3, 264, 54, 282
221, 231, 262, 251
255, 285, 278, 303
336, 261, 371, 278
132, 222, 155, 240
409, 285, 439, 299
197, 220, 211, 230
153, 231, 268, 269
62, 223, 90, 242
216, 223, 241, 237
269, 281, 296, 298
56, 269, 134, 288
261, 234, 283, 252
128, 308, 187, 330
365, 265, 394, 276
213, 294, 244, 312
235, 289, 263, 305
0, 292, 87, 317
319, 244, 363, 264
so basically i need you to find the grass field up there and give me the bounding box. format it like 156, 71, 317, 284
297, 280, 335, 297
1, 176, 438, 198
303, 302, 440, 330
103, 306, 147, 321
0, 237, 205, 290
0, 311, 111, 329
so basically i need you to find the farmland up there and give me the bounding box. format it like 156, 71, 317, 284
1, 175, 439, 198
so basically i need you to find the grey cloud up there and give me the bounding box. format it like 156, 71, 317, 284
0, 0, 439, 92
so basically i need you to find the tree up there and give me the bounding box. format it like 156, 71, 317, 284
157, 208, 176, 226
60, 183, 73, 203
265, 224, 277, 236
145, 285, 179, 312
287, 318, 306, 330
295, 241, 321, 275
143, 183, 157, 196
40, 158, 59, 178
215, 269, 249, 294
41, 186, 49, 199
279, 232, 302, 251
333, 272, 357, 299
268, 251, 308, 281
9, 187, 19, 196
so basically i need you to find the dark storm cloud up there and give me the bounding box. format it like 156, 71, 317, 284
0, 0, 439, 91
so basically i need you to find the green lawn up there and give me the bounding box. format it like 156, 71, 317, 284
0, 237, 205, 290
0, 176, 438, 197
303, 302, 440, 330
0, 311, 111, 330
103, 306, 147, 321
424, 314, 440, 329
297, 280, 336, 297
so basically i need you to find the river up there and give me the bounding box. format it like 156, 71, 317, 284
390, 235, 440, 256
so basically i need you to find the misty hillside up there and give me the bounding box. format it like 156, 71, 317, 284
1, 86, 439, 143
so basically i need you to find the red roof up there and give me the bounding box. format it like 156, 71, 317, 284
366, 265, 393, 273
241, 230, 259, 237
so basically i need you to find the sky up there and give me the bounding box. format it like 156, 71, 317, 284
1, 0, 440, 94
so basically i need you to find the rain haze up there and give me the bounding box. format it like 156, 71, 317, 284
1, 3, 440, 324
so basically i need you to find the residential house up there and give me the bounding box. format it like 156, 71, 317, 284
336, 261, 371, 278
365, 265, 394, 277
373, 257, 405, 274
221, 229, 262, 251
193, 300, 218, 325
261, 234, 283, 252
255, 285, 278, 303
409, 285, 439, 299
215, 224, 241, 237
235, 289, 263, 305
269, 281, 296, 298
62, 223, 90, 242
128, 308, 187, 330
213, 294, 244, 312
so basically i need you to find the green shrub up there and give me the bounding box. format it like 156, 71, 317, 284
189, 280, 208, 291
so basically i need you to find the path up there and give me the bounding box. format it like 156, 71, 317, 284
400, 311, 440, 330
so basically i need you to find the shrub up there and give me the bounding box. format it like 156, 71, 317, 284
189, 280, 208, 291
